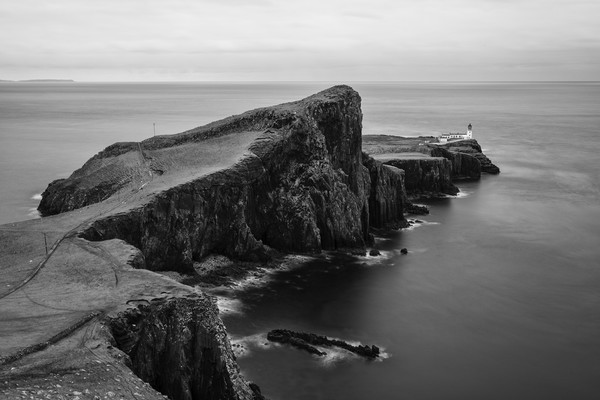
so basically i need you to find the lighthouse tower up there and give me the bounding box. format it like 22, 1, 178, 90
466, 123, 473, 139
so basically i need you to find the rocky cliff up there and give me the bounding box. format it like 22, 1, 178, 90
433, 139, 500, 175
363, 135, 499, 199
383, 157, 459, 198
38, 86, 406, 274
429, 147, 481, 180
362, 153, 409, 227
110, 296, 261, 400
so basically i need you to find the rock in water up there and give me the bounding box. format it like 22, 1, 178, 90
267, 329, 380, 359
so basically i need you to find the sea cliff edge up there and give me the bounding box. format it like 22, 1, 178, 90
1, 86, 498, 400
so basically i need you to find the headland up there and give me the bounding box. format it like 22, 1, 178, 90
0, 86, 498, 400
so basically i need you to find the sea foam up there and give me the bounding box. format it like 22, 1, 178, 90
27, 208, 41, 219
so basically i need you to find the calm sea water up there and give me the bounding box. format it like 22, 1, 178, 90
1, 82, 599, 399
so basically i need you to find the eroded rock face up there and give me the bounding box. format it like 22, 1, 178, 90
362, 153, 408, 229
110, 296, 259, 400
384, 158, 459, 198
430, 147, 481, 180
40, 86, 407, 272
434, 139, 500, 175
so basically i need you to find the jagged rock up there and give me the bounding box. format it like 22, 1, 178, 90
384, 158, 459, 198
405, 203, 430, 215
362, 135, 499, 200
430, 147, 481, 180
267, 329, 380, 359
434, 139, 500, 175
369, 249, 381, 256
362, 153, 409, 229
110, 297, 257, 400
400, 248, 408, 254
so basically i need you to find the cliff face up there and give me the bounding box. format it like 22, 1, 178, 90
40, 86, 406, 274
362, 135, 499, 200
434, 139, 500, 175
110, 296, 259, 400
383, 158, 459, 198
430, 147, 481, 180
362, 153, 408, 229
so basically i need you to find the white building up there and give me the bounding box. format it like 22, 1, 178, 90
440, 123, 472, 143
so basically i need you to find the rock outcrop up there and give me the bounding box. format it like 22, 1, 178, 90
362, 135, 500, 199
434, 139, 500, 175
383, 158, 459, 198
110, 296, 261, 400
429, 147, 481, 180
38, 86, 407, 274
362, 153, 408, 229
266, 329, 380, 359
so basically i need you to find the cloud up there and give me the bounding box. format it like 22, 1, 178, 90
0, 0, 599, 81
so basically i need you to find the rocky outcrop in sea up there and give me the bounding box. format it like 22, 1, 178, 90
362, 135, 500, 199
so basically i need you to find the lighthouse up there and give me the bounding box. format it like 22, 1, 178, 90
466, 123, 473, 139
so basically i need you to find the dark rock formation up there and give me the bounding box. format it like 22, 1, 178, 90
383, 158, 459, 198
400, 248, 408, 254
429, 147, 481, 180
39, 86, 408, 274
434, 139, 500, 175
405, 203, 430, 215
267, 329, 380, 359
362, 135, 499, 200
362, 153, 408, 229
369, 249, 381, 256
110, 296, 259, 400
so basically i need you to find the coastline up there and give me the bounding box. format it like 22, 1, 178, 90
0, 86, 499, 400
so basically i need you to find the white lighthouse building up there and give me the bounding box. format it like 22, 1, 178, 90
439, 123, 473, 143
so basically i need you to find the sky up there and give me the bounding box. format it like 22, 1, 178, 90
0, 0, 599, 81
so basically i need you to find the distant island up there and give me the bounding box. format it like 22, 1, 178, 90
0, 79, 75, 82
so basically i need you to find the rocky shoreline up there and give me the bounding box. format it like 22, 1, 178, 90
0, 86, 498, 400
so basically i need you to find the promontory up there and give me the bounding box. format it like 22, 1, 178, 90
0, 85, 498, 400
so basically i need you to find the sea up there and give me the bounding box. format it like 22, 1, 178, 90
1, 82, 599, 399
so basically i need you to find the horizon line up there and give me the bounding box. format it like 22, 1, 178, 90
2, 79, 600, 84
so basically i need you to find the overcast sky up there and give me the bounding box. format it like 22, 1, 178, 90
1, 0, 599, 81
